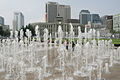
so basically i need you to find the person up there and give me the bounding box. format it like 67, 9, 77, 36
66, 40, 69, 50
72, 41, 75, 51
64, 40, 68, 50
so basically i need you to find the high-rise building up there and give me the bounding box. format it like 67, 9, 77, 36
13, 12, 24, 31
0, 16, 4, 25
45, 2, 71, 23
113, 14, 120, 32
79, 10, 91, 25
91, 14, 101, 24
100, 15, 113, 32
58, 5, 71, 22
45, 2, 58, 23
106, 16, 113, 31
101, 15, 109, 25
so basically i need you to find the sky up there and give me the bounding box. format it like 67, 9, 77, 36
0, 0, 120, 28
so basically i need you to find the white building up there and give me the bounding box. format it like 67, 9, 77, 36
113, 14, 120, 32
13, 12, 24, 31
30, 22, 80, 37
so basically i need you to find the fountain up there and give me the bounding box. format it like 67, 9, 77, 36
0, 23, 119, 80
58, 24, 63, 46
20, 29, 24, 40
35, 25, 40, 41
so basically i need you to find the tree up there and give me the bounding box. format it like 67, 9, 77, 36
20, 24, 35, 37
0, 26, 10, 37
0, 26, 3, 36
3, 29, 10, 37
25, 24, 35, 36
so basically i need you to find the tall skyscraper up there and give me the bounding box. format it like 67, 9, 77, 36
58, 5, 71, 22
91, 14, 101, 24
79, 10, 102, 25
13, 12, 24, 31
45, 2, 58, 23
45, 2, 71, 23
0, 16, 4, 25
79, 10, 91, 25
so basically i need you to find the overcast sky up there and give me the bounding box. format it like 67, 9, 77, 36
0, 0, 120, 27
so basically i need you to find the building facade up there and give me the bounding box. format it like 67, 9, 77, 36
58, 5, 71, 22
106, 16, 113, 31
13, 12, 24, 31
79, 10, 91, 25
91, 14, 101, 24
79, 10, 102, 25
101, 15, 107, 25
46, 2, 71, 23
0, 16, 4, 25
101, 15, 113, 31
113, 14, 120, 32
65, 19, 79, 23
30, 22, 80, 37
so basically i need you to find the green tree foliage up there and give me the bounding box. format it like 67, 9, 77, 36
0, 26, 3, 36
20, 24, 35, 37
0, 26, 10, 37
3, 29, 10, 37
26, 24, 35, 36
